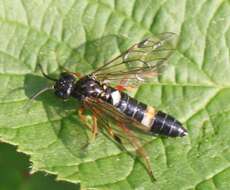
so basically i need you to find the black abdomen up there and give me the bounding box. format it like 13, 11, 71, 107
114, 92, 147, 123
108, 89, 187, 137
151, 111, 187, 137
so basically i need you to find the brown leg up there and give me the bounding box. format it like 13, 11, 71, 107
118, 122, 156, 182
78, 107, 89, 128
71, 72, 81, 78
91, 115, 98, 140
107, 127, 122, 144
78, 106, 98, 140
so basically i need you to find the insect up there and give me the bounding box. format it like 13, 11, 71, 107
30, 32, 187, 181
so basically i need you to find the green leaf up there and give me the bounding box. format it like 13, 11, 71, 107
0, 142, 78, 190
0, 0, 229, 189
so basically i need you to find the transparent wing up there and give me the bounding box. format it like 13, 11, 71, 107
83, 97, 155, 180
91, 32, 176, 87
83, 97, 151, 136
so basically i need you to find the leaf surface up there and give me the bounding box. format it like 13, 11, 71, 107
0, 0, 229, 189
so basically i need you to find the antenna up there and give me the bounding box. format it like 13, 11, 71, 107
38, 64, 57, 81
24, 64, 58, 111
29, 86, 54, 101
24, 86, 54, 111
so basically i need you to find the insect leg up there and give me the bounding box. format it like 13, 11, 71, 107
91, 115, 98, 140
118, 122, 156, 182
80, 102, 100, 141
78, 106, 95, 133
71, 72, 81, 78
78, 106, 88, 126
83, 100, 125, 145
105, 127, 122, 144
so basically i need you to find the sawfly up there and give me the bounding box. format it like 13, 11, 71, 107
30, 32, 187, 181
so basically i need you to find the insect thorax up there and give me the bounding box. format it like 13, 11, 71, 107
72, 76, 111, 101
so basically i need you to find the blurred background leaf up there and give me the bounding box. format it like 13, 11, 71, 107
0, 142, 79, 190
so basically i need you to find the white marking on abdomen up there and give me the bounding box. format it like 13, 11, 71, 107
141, 106, 155, 128
121, 95, 129, 112
111, 91, 121, 106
